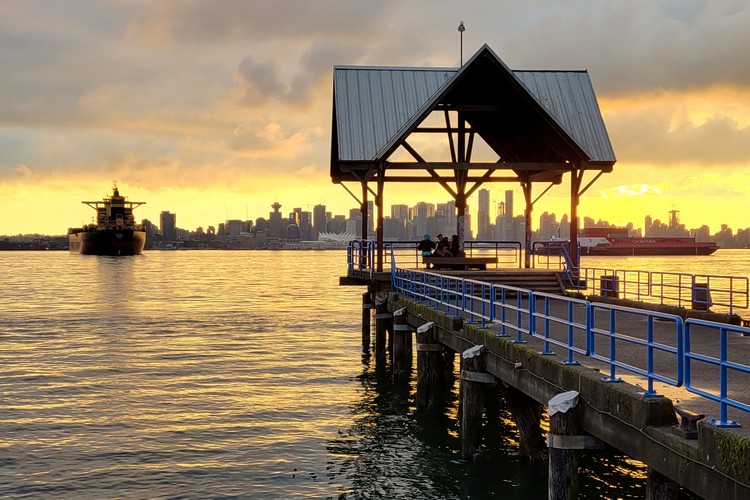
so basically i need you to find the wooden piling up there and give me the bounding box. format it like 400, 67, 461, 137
361, 292, 372, 350
483, 385, 503, 446
415, 322, 451, 412
646, 468, 680, 500
500, 383, 547, 461
548, 390, 581, 500
392, 308, 412, 381
460, 345, 494, 460
374, 295, 389, 367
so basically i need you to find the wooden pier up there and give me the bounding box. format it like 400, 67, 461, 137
353, 269, 750, 500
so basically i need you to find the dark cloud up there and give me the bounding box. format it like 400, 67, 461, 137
496, 1, 750, 95
236, 42, 364, 106
129, 0, 395, 44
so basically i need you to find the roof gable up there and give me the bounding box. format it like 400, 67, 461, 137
331, 44, 615, 181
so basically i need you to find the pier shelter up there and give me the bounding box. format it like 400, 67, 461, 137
330, 44, 616, 270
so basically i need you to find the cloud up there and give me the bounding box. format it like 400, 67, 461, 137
600, 184, 662, 199
2, 0, 750, 234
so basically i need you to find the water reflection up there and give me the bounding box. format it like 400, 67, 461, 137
331, 339, 703, 499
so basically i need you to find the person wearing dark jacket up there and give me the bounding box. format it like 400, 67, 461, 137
417, 234, 436, 267
436, 236, 452, 256
450, 235, 460, 257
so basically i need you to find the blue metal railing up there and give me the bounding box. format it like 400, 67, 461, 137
590, 303, 683, 397
386, 251, 750, 422
531, 291, 590, 365
347, 240, 375, 277
684, 318, 750, 427
577, 268, 749, 315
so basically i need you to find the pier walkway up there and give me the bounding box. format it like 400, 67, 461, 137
344, 247, 750, 498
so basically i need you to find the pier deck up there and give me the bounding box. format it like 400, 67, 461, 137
387, 291, 750, 499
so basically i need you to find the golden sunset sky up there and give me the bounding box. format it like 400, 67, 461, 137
2, 1, 749, 235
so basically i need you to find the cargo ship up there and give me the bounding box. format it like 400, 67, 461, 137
578, 227, 717, 256
68, 184, 146, 255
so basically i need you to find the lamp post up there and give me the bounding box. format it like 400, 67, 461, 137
458, 21, 465, 66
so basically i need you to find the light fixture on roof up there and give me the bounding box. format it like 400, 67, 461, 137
458, 21, 465, 66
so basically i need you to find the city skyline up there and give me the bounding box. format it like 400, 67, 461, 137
2, 2, 750, 235
6, 191, 745, 243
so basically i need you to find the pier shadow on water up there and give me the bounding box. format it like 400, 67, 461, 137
327, 348, 698, 499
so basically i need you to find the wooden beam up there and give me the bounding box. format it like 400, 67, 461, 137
381, 162, 571, 171
377, 175, 520, 183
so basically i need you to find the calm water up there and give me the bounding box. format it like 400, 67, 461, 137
3, 250, 743, 498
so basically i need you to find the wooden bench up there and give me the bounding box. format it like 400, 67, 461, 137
424, 256, 497, 270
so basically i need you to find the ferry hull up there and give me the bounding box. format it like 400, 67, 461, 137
69, 229, 146, 256
583, 245, 717, 256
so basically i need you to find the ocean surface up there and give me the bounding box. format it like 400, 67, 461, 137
3, 249, 746, 499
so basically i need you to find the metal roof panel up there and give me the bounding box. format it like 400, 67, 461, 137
334, 66, 453, 162
332, 55, 615, 168
514, 70, 616, 163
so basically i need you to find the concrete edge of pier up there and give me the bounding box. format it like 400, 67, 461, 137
389, 292, 750, 500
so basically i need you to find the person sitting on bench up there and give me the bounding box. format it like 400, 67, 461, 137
435, 235, 452, 257
417, 234, 436, 267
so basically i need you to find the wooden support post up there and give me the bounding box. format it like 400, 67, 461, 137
500, 382, 547, 461
646, 468, 680, 500
415, 322, 450, 412
483, 385, 503, 446
460, 345, 494, 460
548, 390, 581, 500
392, 308, 413, 381
374, 296, 388, 367
361, 292, 372, 351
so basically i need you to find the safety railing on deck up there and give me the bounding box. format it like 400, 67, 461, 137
383, 240, 523, 270
575, 268, 748, 315
387, 257, 750, 422
347, 240, 375, 278
684, 319, 750, 427
590, 303, 683, 397
529, 242, 749, 315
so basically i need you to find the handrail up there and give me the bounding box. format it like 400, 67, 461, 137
531, 291, 590, 365
577, 268, 748, 315
384, 240, 523, 269
684, 318, 750, 427
387, 262, 750, 420
590, 303, 683, 397
347, 240, 375, 278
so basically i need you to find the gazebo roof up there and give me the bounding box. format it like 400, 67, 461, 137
331, 44, 615, 183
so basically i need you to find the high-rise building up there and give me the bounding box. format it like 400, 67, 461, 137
412, 202, 435, 238
391, 204, 409, 240
538, 211, 558, 241
505, 190, 514, 219
268, 202, 284, 239
160, 211, 177, 241
226, 219, 243, 238
477, 189, 491, 240
313, 204, 327, 240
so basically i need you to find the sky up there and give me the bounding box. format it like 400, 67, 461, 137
2, 0, 750, 235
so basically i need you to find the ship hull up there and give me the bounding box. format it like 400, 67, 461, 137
583, 245, 717, 256
69, 229, 146, 255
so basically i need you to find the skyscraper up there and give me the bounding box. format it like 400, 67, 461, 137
160, 211, 177, 241
268, 202, 284, 239
505, 190, 514, 219
477, 189, 491, 240
313, 204, 326, 240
